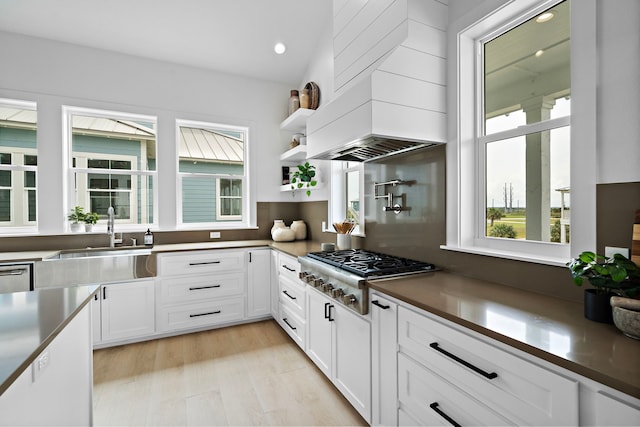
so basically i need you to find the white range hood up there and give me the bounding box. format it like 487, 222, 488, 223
306, 0, 448, 162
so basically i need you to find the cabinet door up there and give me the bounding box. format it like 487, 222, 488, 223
91, 291, 102, 345
101, 279, 155, 342
306, 288, 332, 377
247, 249, 271, 318
371, 293, 398, 427
270, 250, 279, 318
333, 302, 371, 424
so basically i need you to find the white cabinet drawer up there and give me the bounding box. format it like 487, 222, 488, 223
399, 353, 512, 426
398, 306, 579, 426
157, 250, 244, 276
279, 275, 306, 318
278, 303, 305, 349
157, 272, 244, 303
157, 296, 244, 332
278, 253, 300, 282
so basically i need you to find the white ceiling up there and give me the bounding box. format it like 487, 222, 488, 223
0, 0, 332, 86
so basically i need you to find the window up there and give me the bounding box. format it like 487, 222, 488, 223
66, 107, 157, 229
481, 0, 570, 244
446, 0, 587, 264
0, 99, 38, 231
330, 161, 364, 235
177, 120, 248, 227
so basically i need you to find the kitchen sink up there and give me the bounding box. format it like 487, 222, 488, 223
36, 246, 156, 288
45, 247, 152, 260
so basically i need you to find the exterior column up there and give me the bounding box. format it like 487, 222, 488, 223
522, 96, 555, 242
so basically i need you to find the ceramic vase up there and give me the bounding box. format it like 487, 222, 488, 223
290, 220, 307, 240
337, 234, 351, 250
271, 220, 285, 240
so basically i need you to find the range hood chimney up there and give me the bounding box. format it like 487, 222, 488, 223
306, 0, 448, 162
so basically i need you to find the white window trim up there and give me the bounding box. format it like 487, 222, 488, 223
63, 106, 158, 232
175, 119, 252, 230
327, 161, 365, 236
443, 0, 597, 266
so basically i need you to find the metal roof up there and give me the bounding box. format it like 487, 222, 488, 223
179, 127, 244, 164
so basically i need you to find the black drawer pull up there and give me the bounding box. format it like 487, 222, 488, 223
283, 317, 297, 331
430, 402, 461, 427
282, 290, 297, 300
189, 310, 221, 318
189, 260, 221, 266
430, 342, 498, 380
281, 264, 295, 272
372, 300, 390, 309
189, 284, 221, 291
328, 304, 335, 322
324, 302, 330, 319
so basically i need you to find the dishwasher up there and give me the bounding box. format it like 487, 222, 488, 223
0, 262, 34, 293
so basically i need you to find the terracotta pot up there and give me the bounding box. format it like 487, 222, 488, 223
584, 289, 613, 323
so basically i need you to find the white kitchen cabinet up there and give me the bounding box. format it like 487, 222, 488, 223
270, 250, 279, 318
100, 279, 155, 343
306, 287, 371, 423
275, 252, 306, 349
0, 304, 93, 426
156, 249, 246, 333
370, 292, 398, 427
91, 290, 102, 344
398, 305, 579, 426
246, 248, 271, 319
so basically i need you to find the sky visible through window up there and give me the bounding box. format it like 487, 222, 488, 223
485, 97, 570, 209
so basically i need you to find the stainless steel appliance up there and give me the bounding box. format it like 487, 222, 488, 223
0, 262, 34, 293
298, 249, 436, 315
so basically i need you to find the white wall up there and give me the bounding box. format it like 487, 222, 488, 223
0, 31, 314, 233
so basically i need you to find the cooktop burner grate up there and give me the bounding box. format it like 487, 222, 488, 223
306, 249, 436, 278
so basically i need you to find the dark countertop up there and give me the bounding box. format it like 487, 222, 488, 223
0, 285, 99, 396
368, 271, 640, 399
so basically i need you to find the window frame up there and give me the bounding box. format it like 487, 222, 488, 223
0, 98, 38, 233
215, 177, 243, 221
443, 0, 597, 266
64, 106, 158, 232
176, 119, 250, 229
329, 161, 365, 236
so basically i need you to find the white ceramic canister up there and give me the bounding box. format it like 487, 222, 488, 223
271, 220, 285, 240
336, 234, 351, 250
272, 227, 295, 242
290, 220, 307, 240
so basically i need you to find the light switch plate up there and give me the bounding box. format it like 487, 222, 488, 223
605, 246, 629, 258
32, 351, 49, 383
209, 231, 221, 239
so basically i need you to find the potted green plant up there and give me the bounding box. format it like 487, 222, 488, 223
566, 251, 640, 323
83, 212, 99, 232
67, 206, 85, 232
290, 161, 317, 197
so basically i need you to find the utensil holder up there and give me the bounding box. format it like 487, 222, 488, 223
337, 234, 351, 250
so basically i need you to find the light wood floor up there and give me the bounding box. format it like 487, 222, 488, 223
93, 320, 368, 426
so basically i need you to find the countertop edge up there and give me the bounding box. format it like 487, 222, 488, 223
0, 285, 99, 396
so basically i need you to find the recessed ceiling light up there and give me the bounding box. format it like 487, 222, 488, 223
535, 49, 544, 57
274, 42, 286, 55
536, 11, 555, 23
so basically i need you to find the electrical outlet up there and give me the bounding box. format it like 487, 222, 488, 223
605, 246, 629, 258
32, 351, 49, 383
209, 231, 221, 239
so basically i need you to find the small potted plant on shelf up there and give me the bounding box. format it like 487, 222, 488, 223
290, 161, 317, 197
67, 206, 85, 232
83, 211, 99, 232
566, 251, 640, 323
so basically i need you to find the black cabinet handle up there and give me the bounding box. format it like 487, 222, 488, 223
189, 310, 221, 318
94, 293, 98, 301
249, 252, 252, 263
189, 284, 221, 291
430, 402, 461, 427
328, 304, 335, 322
430, 342, 498, 380
103, 286, 106, 299
281, 264, 295, 272
282, 290, 297, 300
283, 317, 297, 331
372, 300, 390, 309
189, 260, 221, 266
324, 302, 330, 319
